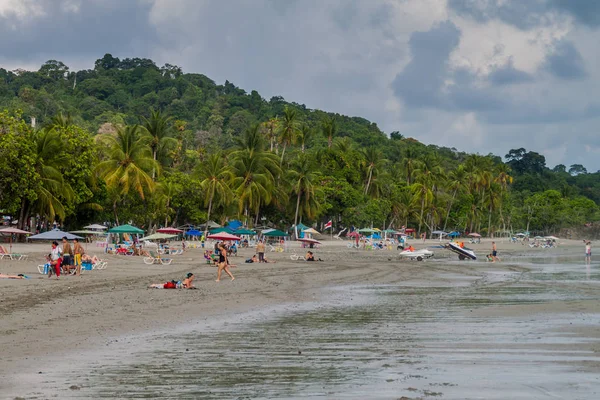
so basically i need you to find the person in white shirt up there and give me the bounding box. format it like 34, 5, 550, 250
48, 241, 63, 279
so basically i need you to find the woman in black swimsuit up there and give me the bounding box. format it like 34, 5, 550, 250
216, 242, 234, 282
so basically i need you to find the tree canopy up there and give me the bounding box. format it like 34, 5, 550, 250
1, 54, 599, 235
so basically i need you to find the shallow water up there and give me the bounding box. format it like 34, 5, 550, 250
9, 258, 600, 399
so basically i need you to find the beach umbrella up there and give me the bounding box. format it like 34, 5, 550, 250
210, 227, 234, 234
140, 233, 177, 241
207, 232, 241, 241
515, 233, 526, 237
544, 236, 559, 240
236, 228, 257, 235
358, 228, 376, 234
297, 238, 321, 246
29, 229, 83, 241
108, 224, 144, 234
83, 224, 107, 230
157, 227, 184, 234
302, 228, 321, 235
262, 229, 289, 237
185, 229, 202, 237
467, 233, 481, 238
0, 227, 31, 253
202, 220, 221, 229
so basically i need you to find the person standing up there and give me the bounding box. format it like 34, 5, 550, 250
49, 241, 62, 279
584, 240, 592, 263
73, 238, 84, 276
492, 241, 499, 262
216, 242, 234, 282
62, 237, 74, 274
256, 239, 265, 263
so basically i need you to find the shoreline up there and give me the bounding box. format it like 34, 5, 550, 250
1, 239, 598, 398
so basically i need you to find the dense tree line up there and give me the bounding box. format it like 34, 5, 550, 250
0, 55, 599, 236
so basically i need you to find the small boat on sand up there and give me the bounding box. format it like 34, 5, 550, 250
445, 242, 477, 260
399, 248, 434, 261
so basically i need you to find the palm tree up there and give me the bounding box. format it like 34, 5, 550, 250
442, 164, 467, 232
155, 180, 181, 227
287, 154, 320, 239
262, 117, 279, 152
297, 123, 313, 153
230, 148, 281, 225
362, 147, 385, 196
236, 123, 264, 154
322, 116, 337, 149
279, 106, 298, 163
493, 163, 513, 232
141, 109, 176, 178
197, 152, 233, 238
28, 128, 74, 223
401, 147, 418, 185
96, 125, 158, 223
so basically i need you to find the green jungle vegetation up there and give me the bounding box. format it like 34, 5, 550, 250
1, 55, 599, 236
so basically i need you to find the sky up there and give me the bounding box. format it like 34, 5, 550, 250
1, 0, 599, 170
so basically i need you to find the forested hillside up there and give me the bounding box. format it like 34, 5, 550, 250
1, 54, 599, 236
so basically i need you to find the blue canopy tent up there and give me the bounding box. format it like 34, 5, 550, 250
226, 220, 243, 230
186, 229, 201, 237
448, 231, 461, 237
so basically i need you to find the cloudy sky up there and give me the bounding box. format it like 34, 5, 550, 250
1, 0, 599, 170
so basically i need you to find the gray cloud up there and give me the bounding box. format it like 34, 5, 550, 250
447, 0, 551, 30
543, 40, 587, 79
549, 0, 600, 28
0, 0, 156, 67
391, 21, 461, 108
488, 60, 534, 85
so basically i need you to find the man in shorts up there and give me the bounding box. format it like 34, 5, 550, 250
492, 241, 500, 262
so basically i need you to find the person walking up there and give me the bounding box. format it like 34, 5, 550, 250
492, 241, 500, 262
256, 239, 266, 263
73, 238, 84, 276
584, 240, 592, 263
216, 242, 234, 282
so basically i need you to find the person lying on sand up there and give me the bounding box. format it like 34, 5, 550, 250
305, 251, 323, 262
149, 273, 196, 289
245, 254, 259, 263
0, 273, 28, 279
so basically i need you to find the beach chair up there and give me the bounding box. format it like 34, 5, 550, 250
0, 246, 27, 260
144, 251, 172, 265
290, 253, 306, 261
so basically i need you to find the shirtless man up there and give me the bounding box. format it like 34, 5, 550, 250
216, 242, 234, 282
182, 272, 195, 288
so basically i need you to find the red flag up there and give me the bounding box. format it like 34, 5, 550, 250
324, 220, 332, 230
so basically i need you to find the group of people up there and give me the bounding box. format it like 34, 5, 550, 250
47, 237, 97, 278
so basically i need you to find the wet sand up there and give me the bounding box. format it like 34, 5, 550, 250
1, 238, 599, 399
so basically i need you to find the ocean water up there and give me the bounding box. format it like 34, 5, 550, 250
9, 258, 600, 399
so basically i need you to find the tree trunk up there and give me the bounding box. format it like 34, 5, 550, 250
442, 190, 457, 232
418, 195, 425, 236
280, 143, 287, 164
113, 200, 120, 225
294, 191, 302, 239
328, 135, 332, 149
364, 167, 373, 195
254, 207, 260, 227
301, 142, 305, 153
204, 190, 214, 239
487, 203, 493, 238
152, 149, 157, 180
17, 199, 27, 231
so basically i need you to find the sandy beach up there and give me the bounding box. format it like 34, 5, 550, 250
1, 238, 599, 399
